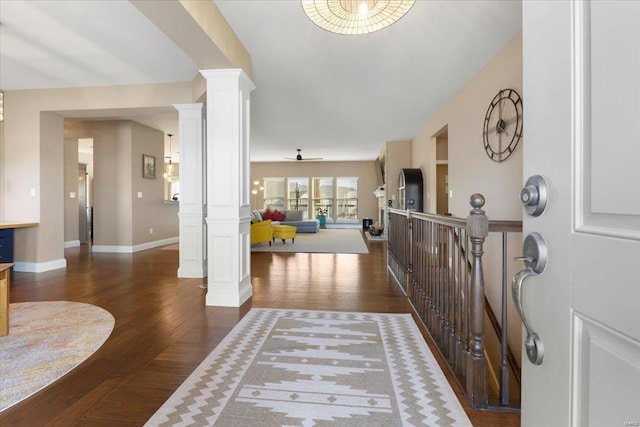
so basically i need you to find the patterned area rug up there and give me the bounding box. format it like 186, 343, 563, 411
0, 301, 115, 412
251, 229, 369, 254
146, 309, 471, 426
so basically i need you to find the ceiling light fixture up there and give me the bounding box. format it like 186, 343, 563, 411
301, 0, 415, 35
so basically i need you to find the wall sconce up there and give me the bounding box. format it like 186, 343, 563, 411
252, 181, 264, 208
0, 90, 4, 122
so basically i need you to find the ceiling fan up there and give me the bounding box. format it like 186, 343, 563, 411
285, 149, 323, 161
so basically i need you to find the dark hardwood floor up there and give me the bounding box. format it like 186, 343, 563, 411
1, 235, 519, 426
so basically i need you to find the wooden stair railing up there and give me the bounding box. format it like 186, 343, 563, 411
387, 194, 522, 410
451, 224, 522, 401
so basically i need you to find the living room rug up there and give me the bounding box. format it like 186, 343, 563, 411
0, 301, 115, 412
251, 229, 369, 254
145, 308, 472, 426
364, 231, 387, 242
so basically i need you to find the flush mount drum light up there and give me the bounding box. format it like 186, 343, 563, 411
302, 0, 415, 35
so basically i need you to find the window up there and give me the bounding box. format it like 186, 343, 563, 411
263, 177, 285, 211
256, 176, 359, 223
287, 177, 309, 219
336, 177, 358, 221
312, 177, 334, 219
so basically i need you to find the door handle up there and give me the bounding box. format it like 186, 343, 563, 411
512, 232, 547, 365
513, 268, 544, 365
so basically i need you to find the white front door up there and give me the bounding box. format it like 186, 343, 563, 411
521, 1, 640, 426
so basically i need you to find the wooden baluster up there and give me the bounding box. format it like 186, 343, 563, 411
406, 211, 413, 297
426, 220, 432, 330
465, 194, 489, 408
445, 224, 450, 354
417, 219, 423, 321
500, 231, 510, 406
455, 226, 464, 376
427, 221, 433, 333
443, 224, 451, 361
433, 223, 440, 338
411, 219, 417, 308
440, 224, 446, 347
462, 226, 470, 384
448, 227, 456, 364
433, 224, 442, 348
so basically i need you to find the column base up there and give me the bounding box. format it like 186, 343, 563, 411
205, 280, 252, 307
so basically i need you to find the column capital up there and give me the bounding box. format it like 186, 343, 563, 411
174, 103, 205, 115
200, 69, 256, 93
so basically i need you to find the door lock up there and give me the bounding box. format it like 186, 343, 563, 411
513, 232, 548, 365
520, 175, 548, 217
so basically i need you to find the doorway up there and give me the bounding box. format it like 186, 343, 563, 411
77, 138, 94, 244
78, 163, 89, 244
434, 127, 449, 215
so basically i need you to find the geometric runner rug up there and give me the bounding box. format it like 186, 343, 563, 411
145, 308, 472, 426
0, 301, 115, 412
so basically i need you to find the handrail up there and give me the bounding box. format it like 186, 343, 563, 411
391, 209, 522, 233
386, 195, 522, 410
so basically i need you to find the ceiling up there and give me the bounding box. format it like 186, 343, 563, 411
0, 0, 522, 162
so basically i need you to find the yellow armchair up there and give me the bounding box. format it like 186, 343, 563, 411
251, 219, 273, 246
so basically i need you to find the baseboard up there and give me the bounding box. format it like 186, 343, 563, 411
326, 223, 360, 229
92, 237, 179, 254
133, 237, 179, 252
178, 266, 207, 278
14, 258, 67, 273
91, 245, 133, 253
64, 240, 81, 248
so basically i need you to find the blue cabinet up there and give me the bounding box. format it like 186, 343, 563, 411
0, 229, 14, 264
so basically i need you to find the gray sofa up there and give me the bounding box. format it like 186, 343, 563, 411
279, 218, 320, 233
251, 209, 320, 233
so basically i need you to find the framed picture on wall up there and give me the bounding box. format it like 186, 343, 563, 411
143, 154, 156, 179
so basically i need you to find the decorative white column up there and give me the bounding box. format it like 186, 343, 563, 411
174, 103, 207, 278
201, 69, 256, 307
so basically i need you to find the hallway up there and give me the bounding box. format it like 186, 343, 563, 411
1, 238, 519, 426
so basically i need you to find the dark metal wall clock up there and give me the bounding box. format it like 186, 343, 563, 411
483, 88, 523, 162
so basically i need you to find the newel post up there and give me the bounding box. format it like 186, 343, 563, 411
465, 193, 489, 408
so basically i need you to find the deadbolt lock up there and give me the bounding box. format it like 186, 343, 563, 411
520, 175, 548, 217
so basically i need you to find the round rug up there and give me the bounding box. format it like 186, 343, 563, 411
0, 301, 115, 412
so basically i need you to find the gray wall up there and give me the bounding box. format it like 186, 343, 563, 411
65, 120, 178, 250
